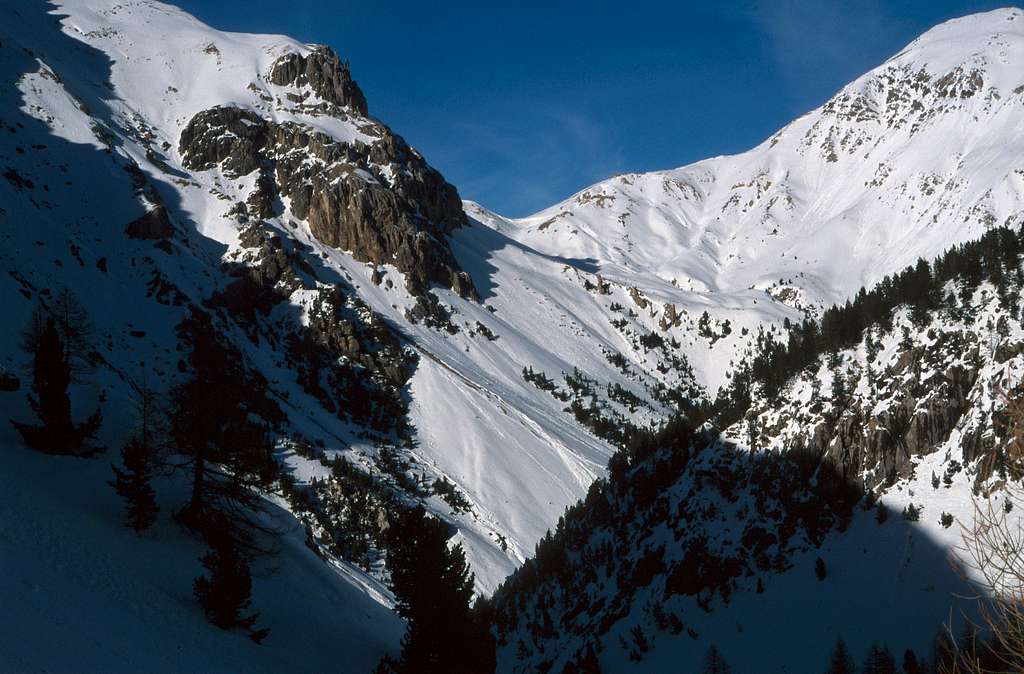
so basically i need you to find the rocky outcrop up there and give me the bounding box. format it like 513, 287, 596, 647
824, 349, 980, 488
212, 224, 312, 321
179, 105, 475, 298
659, 303, 681, 330
806, 62, 991, 163
125, 204, 174, 239
178, 106, 266, 177
757, 327, 995, 491
212, 222, 413, 434
246, 170, 277, 219
268, 46, 368, 116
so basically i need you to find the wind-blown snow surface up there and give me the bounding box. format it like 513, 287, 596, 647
4, 1, 1024, 670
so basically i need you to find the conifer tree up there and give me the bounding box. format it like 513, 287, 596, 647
11, 313, 102, 456
576, 643, 601, 673
192, 523, 268, 643
861, 644, 896, 674
900, 649, 922, 674
379, 505, 494, 673
22, 288, 94, 378
109, 379, 164, 532
702, 644, 732, 674
109, 436, 158, 532
169, 312, 279, 556
825, 636, 856, 674
815, 557, 827, 581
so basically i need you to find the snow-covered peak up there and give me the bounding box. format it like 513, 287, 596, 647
894, 6, 1024, 74
52, 0, 375, 155
492, 8, 1024, 324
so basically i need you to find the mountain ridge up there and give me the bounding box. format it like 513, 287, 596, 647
481, 7, 1024, 357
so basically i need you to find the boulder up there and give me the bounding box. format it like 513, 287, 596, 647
125, 204, 174, 239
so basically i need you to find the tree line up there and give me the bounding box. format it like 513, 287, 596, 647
709, 225, 1024, 427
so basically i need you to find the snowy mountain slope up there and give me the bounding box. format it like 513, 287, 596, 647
6, 1, 1024, 671
489, 239, 1024, 673
490, 9, 1024, 370
0, 443, 404, 674
0, 0, 712, 614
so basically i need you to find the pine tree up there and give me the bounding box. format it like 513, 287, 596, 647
170, 312, 278, 556
900, 649, 922, 674
192, 523, 268, 643
702, 644, 731, 674
109, 436, 158, 532
825, 636, 855, 674
11, 314, 102, 456
576, 643, 601, 673
861, 644, 896, 674
815, 557, 827, 581
22, 289, 94, 379
901, 503, 921, 522
380, 505, 494, 673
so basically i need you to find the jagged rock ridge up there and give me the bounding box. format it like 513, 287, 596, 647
179, 50, 475, 299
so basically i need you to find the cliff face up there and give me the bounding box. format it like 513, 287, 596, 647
179, 48, 474, 299
738, 298, 1018, 492
268, 46, 369, 116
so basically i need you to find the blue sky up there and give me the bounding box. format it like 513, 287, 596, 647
177, 0, 1006, 216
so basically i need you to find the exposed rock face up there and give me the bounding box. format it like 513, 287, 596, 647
177, 106, 266, 177
179, 104, 475, 298
268, 46, 368, 116
804, 62, 992, 163
125, 204, 174, 239
246, 170, 277, 220
816, 347, 980, 489
213, 223, 414, 433
751, 324, 1004, 491
659, 303, 681, 331
212, 224, 312, 321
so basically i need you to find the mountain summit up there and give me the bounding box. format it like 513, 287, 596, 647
486, 6, 1024, 322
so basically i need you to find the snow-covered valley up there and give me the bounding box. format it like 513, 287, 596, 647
4, 1, 1024, 672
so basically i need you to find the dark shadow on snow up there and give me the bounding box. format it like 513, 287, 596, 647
489, 421, 985, 671
448, 214, 601, 301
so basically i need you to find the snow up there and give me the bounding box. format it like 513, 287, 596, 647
4, 0, 1024, 670
487, 8, 1024, 393
0, 439, 403, 674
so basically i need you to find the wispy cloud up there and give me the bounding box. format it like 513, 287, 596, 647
745, 0, 909, 106
440, 105, 626, 217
